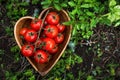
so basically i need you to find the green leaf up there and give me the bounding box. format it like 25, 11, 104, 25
76, 56, 83, 63
72, 26, 77, 36
24, 69, 33, 76
108, 13, 115, 22
0, 49, 4, 55
42, 5, 50, 9
81, 4, 93, 8
114, 21, 120, 27
71, 7, 77, 15
114, 5, 120, 11
99, 17, 111, 26
10, 76, 17, 80
90, 18, 97, 28
86, 11, 94, 17
10, 46, 19, 53
68, 1, 76, 7
41, 1, 51, 5
87, 75, 94, 80
76, 24, 81, 30
61, 3, 67, 7
62, 21, 73, 26
54, 3, 61, 11
109, 0, 116, 7
29, 75, 35, 80
84, 0, 95, 3
5, 71, 10, 77
80, 23, 85, 31
110, 67, 115, 76
54, 0, 59, 3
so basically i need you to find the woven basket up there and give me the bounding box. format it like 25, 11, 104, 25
14, 7, 72, 76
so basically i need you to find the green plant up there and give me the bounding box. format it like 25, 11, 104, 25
5, 27, 13, 37
32, 0, 40, 5
42, 49, 83, 80
6, 0, 28, 20
10, 45, 20, 61
101, 0, 120, 27
5, 69, 35, 80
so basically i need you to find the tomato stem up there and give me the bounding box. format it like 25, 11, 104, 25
34, 10, 50, 52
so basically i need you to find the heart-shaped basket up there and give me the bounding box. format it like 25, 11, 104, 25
14, 7, 72, 76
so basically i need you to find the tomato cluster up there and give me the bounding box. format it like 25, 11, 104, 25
20, 11, 66, 64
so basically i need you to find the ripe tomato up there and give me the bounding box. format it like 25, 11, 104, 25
45, 12, 60, 25
57, 24, 66, 33
21, 44, 34, 57
30, 19, 42, 31
24, 29, 38, 42
42, 38, 55, 51
54, 33, 64, 44
19, 27, 28, 36
34, 50, 49, 64
49, 44, 58, 54
44, 25, 58, 38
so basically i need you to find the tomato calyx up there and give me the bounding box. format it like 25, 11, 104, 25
34, 50, 49, 64
58, 33, 62, 37
38, 42, 46, 49
47, 28, 53, 32
37, 54, 44, 59
29, 32, 35, 36
26, 45, 31, 49
33, 18, 39, 23
52, 15, 56, 20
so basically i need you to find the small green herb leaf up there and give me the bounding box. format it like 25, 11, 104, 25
68, 1, 76, 7
109, 0, 116, 7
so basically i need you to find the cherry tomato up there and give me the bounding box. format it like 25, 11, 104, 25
30, 19, 42, 31
49, 44, 58, 54
19, 27, 28, 36
57, 24, 66, 33
24, 29, 38, 42
21, 44, 34, 57
45, 12, 60, 25
34, 50, 49, 64
42, 38, 55, 51
54, 33, 64, 44
44, 25, 58, 38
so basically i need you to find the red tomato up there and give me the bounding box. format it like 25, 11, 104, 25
49, 44, 58, 54
34, 50, 49, 64
44, 25, 58, 38
57, 24, 66, 33
19, 27, 28, 36
45, 12, 60, 25
24, 29, 38, 42
54, 33, 64, 44
21, 44, 34, 57
42, 38, 55, 51
30, 19, 42, 31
